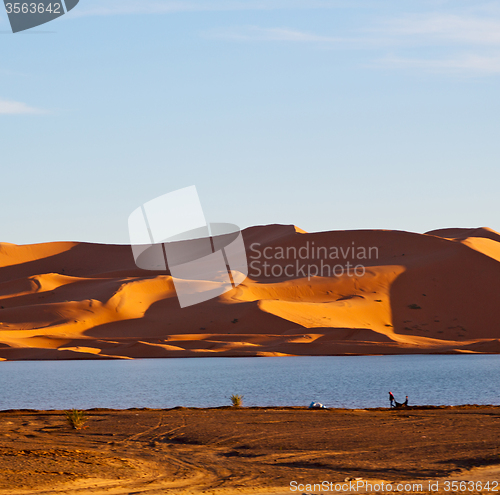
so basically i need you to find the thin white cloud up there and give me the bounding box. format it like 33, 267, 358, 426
207, 12, 500, 75
379, 14, 500, 46
374, 52, 500, 75
207, 13, 500, 47
72, 0, 500, 76
369, 13, 500, 74
203, 26, 392, 49
0, 99, 44, 115
206, 26, 345, 43
73, 0, 347, 17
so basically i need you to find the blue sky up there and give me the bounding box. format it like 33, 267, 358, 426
1, 0, 500, 244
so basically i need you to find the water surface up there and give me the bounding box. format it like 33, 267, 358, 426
0, 355, 498, 410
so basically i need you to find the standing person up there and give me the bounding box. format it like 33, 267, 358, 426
404, 396, 408, 407
389, 391, 395, 408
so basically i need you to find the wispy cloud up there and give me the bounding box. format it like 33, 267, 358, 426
376, 53, 500, 74
73, 0, 344, 17
206, 12, 500, 75
213, 14, 500, 47
205, 26, 346, 43
207, 12, 500, 41
0, 99, 44, 115
378, 14, 500, 46
71, 0, 500, 76
203, 26, 394, 49
371, 13, 500, 74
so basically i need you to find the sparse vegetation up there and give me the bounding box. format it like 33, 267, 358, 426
408, 303, 422, 310
230, 394, 243, 407
65, 409, 87, 430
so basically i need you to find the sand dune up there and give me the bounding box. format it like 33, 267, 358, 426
426, 226, 500, 262
0, 224, 499, 360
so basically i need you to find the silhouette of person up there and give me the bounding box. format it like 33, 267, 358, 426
389, 391, 395, 408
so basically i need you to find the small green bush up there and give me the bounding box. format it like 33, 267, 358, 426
230, 394, 244, 407
65, 409, 87, 430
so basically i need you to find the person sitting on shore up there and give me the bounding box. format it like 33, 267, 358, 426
394, 395, 409, 408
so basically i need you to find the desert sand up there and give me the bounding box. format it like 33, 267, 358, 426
1, 406, 500, 494
0, 224, 500, 360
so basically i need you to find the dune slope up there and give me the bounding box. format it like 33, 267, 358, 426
0, 225, 499, 360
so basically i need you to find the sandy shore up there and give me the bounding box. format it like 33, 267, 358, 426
1, 406, 500, 494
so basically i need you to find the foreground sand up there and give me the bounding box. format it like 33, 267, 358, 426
1, 224, 500, 359
1, 406, 500, 494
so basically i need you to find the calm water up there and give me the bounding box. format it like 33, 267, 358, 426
0, 355, 499, 410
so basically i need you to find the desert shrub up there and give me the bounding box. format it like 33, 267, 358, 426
230, 394, 243, 407
65, 409, 87, 430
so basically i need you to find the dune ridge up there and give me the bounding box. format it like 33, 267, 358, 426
0, 224, 499, 360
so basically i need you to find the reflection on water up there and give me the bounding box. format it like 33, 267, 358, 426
0, 355, 499, 410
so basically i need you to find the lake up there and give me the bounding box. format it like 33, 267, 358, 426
0, 355, 499, 410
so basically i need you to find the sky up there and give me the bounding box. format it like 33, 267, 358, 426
1, 0, 500, 244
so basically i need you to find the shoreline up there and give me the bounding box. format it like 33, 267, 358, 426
2, 349, 500, 362
2, 403, 500, 412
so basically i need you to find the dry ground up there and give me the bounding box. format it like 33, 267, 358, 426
1, 406, 500, 494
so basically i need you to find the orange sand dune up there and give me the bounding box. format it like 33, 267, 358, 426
426, 226, 500, 242
426, 226, 500, 262
0, 224, 499, 360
